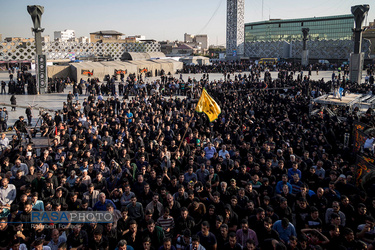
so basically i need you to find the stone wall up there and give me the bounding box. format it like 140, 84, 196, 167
0, 41, 161, 61
290, 39, 371, 60
245, 41, 290, 58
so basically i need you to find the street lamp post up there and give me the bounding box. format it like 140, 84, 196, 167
27, 5, 46, 94
349, 4, 370, 84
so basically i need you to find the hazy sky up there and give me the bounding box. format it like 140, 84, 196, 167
0, 0, 373, 46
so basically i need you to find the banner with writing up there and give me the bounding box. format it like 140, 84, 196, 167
352, 121, 368, 152
114, 69, 127, 75
356, 155, 375, 187
81, 70, 94, 76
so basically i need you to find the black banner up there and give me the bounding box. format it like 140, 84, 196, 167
356, 155, 375, 187
352, 121, 368, 152
36, 54, 46, 93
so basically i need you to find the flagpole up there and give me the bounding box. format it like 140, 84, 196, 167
177, 114, 194, 152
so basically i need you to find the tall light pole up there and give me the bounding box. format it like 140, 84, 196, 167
27, 5, 46, 94
349, 5, 370, 84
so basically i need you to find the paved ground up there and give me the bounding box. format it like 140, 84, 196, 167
0, 69, 369, 135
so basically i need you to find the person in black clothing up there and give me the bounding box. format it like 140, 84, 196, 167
1, 81, 6, 94
175, 207, 195, 235
13, 116, 29, 142
10, 94, 16, 111
67, 224, 88, 250
88, 228, 109, 250
25, 106, 32, 126
16, 200, 33, 237
124, 220, 142, 249
223, 232, 242, 250
0, 217, 16, 249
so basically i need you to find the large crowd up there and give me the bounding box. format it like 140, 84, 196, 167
0, 62, 375, 250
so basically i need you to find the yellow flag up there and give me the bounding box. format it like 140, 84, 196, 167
195, 88, 221, 122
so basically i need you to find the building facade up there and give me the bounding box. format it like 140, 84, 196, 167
183, 33, 209, 51
363, 19, 375, 58
184, 34, 194, 43
226, 0, 245, 57
245, 14, 354, 43
90, 30, 125, 43
195, 35, 209, 50
242, 14, 375, 61
54, 29, 76, 42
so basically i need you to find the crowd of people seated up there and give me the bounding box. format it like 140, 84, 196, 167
0, 62, 374, 249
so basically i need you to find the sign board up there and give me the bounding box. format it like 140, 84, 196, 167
68, 52, 75, 61
36, 54, 47, 94
233, 50, 237, 57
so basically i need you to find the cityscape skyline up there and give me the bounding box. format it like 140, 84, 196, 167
0, 0, 374, 46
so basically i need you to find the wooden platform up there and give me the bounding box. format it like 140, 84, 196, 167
20, 127, 52, 149
313, 93, 362, 106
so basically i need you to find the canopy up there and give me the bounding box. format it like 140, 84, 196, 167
179, 56, 211, 65
121, 52, 166, 61
64, 59, 182, 81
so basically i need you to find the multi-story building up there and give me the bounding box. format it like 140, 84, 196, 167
363, 19, 375, 58
243, 14, 372, 60
77, 36, 90, 43
90, 30, 125, 43
160, 40, 177, 55
195, 35, 209, 50
245, 14, 353, 42
182, 33, 209, 54
43, 35, 50, 43
127, 35, 146, 42
4, 37, 35, 43
184, 33, 194, 43
54, 29, 76, 42
183, 33, 209, 50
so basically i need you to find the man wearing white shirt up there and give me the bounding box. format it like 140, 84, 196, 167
0, 133, 9, 150
47, 229, 67, 250
11, 159, 29, 177
364, 135, 375, 152
0, 178, 16, 208
218, 145, 229, 159
204, 143, 216, 160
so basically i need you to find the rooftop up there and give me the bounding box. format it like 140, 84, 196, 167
176, 44, 194, 50
90, 30, 123, 35
246, 14, 353, 26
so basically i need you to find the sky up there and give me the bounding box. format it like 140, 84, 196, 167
0, 0, 374, 46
